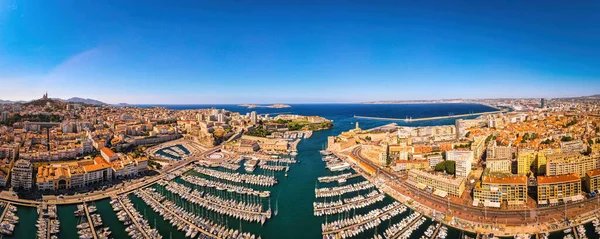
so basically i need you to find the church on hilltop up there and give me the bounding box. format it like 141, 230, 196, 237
42, 92, 48, 100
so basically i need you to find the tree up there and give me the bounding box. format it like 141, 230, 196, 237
561, 136, 573, 142
434, 161, 455, 175
434, 162, 446, 172
445, 161, 455, 175
365, 136, 372, 141
465, 131, 471, 138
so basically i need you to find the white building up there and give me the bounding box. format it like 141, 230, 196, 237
427, 155, 444, 168
100, 147, 119, 162
446, 150, 474, 178
250, 111, 258, 124
11, 159, 33, 190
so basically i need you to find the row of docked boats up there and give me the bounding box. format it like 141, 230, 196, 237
111, 196, 162, 239
0, 204, 18, 235
219, 162, 241, 171
322, 202, 406, 238
318, 173, 352, 183
575, 224, 587, 239
422, 223, 447, 239
268, 158, 296, 164
397, 216, 426, 239
193, 166, 277, 187
592, 218, 600, 237
322, 201, 404, 232
258, 164, 289, 172
36, 217, 59, 239
381, 211, 421, 239
137, 188, 259, 239
37, 205, 59, 239
314, 190, 385, 216
162, 181, 271, 224
315, 181, 375, 198
181, 175, 271, 197
75, 204, 96, 217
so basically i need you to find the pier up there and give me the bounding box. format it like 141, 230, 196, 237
139, 189, 221, 239
47, 218, 55, 239
83, 202, 98, 239
573, 226, 579, 239
116, 198, 150, 239
353, 109, 507, 122
390, 214, 423, 239
0, 203, 10, 223
430, 223, 442, 239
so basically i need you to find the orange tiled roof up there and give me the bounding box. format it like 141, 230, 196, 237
83, 157, 111, 172
537, 173, 580, 185
482, 175, 527, 185
587, 168, 600, 178
100, 147, 115, 157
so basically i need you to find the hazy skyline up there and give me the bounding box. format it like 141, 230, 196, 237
1, 0, 599, 104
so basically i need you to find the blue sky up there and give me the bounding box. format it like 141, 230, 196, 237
0, 0, 599, 104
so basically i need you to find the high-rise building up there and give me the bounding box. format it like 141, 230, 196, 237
1, 111, 8, 122
517, 150, 547, 175
250, 111, 258, 124
541, 98, 545, 108
11, 159, 33, 190
446, 150, 474, 178
217, 113, 225, 123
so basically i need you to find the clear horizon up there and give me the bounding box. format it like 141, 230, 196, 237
1, 0, 599, 104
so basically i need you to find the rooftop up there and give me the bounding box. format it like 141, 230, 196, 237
482, 175, 527, 185
537, 173, 580, 185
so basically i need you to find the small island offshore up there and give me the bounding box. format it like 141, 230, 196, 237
238, 104, 291, 109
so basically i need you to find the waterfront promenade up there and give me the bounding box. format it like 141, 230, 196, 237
354, 109, 507, 122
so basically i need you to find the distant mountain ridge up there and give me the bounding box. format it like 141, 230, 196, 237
59, 97, 106, 105
0, 97, 106, 105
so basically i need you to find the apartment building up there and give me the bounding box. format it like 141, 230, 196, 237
11, 159, 33, 190
546, 152, 596, 178
407, 169, 466, 197
446, 150, 474, 178
517, 150, 547, 175
473, 174, 528, 208
537, 173, 582, 205
486, 158, 512, 173
585, 168, 600, 193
